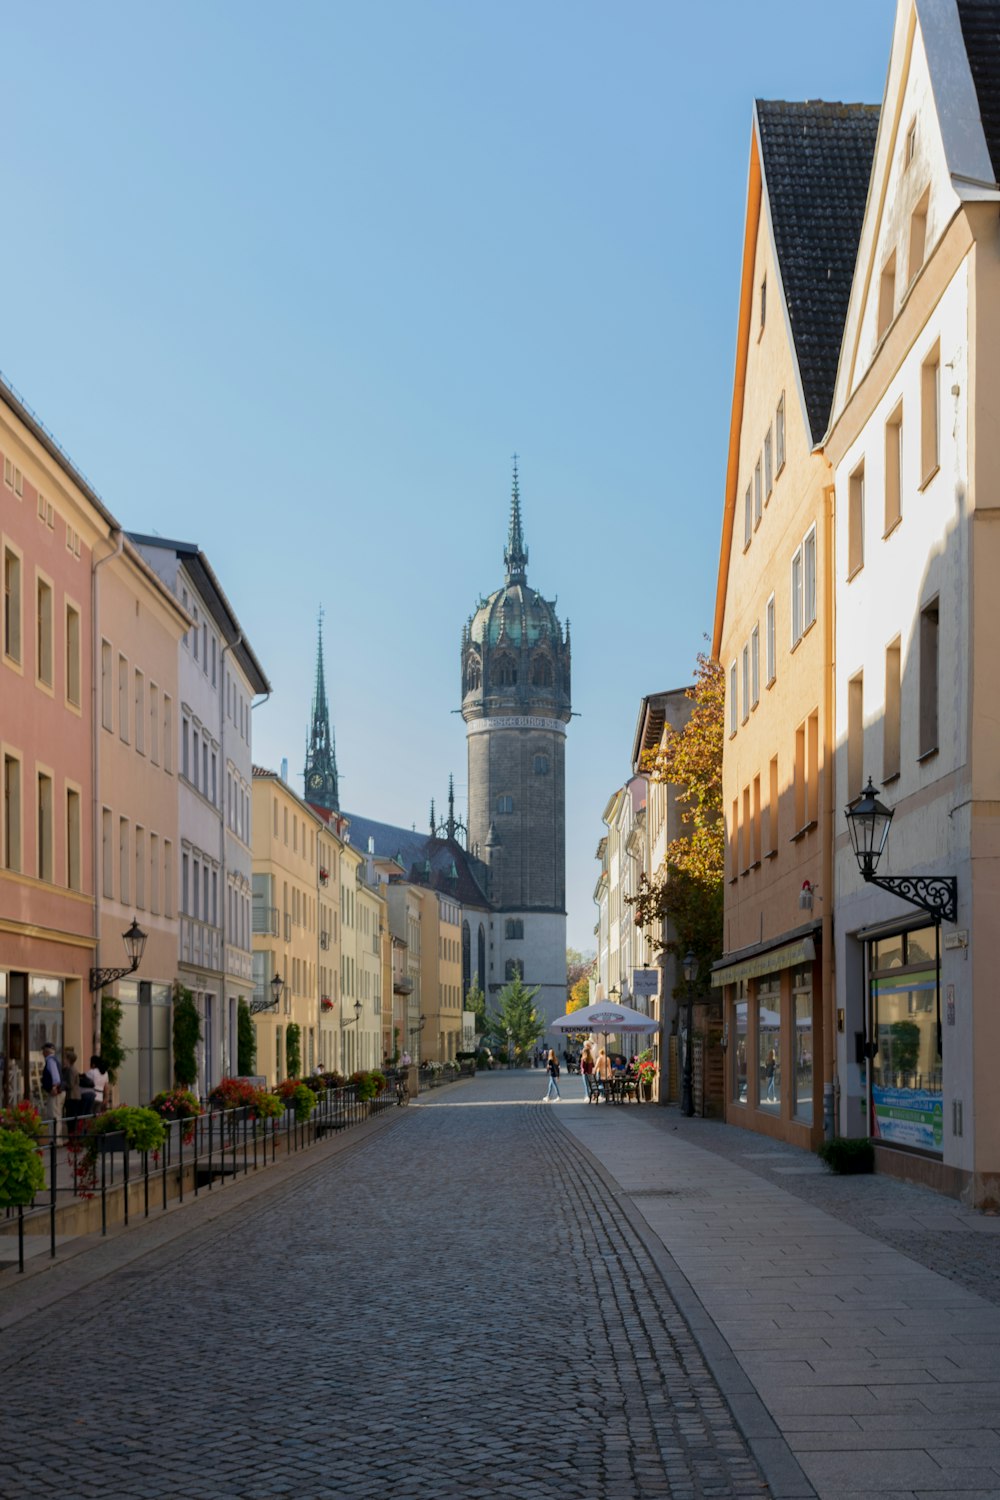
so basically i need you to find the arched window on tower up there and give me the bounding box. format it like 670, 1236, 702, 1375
531, 656, 553, 688
533, 754, 549, 776
465, 656, 481, 693
493, 654, 517, 687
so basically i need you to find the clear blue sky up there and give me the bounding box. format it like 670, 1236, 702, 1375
3, 0, 895, 952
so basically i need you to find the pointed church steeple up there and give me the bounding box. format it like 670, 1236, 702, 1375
503, 454, 528, 584
446, 773, 456, 839
304, 608, 340, 812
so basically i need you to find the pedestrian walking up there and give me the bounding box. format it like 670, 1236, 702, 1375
40, 1042, 64, 1135
580, 1043, 594, 1099
543, 1048, 561, 1101
594, 1047, 612, 1101
765, 1048, 777, 1102
62, 1047, 83, 1135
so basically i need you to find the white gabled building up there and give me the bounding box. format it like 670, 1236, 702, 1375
825, 0, 1000, 1204
131, 536, 269, 1091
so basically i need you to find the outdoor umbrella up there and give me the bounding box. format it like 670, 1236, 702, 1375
551, 999, 658, 1055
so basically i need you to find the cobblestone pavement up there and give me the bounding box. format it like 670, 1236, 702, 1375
656, 1113, 1000, 1307
0, 1073, 768, 1500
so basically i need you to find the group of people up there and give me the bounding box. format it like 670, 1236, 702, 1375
39, 1042, 110, 1134
541, 1043, 634, 1102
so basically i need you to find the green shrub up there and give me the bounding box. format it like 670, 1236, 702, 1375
100, 995, 128, 1083
237, 998, 256, 1076
275, 1079, 316, 1121
286, 1023, 302, 1079
87, 1106, 165, 1157
172, 984, 202, 1087
817, 1137, 874, 1175
0, 1130, 45, 1206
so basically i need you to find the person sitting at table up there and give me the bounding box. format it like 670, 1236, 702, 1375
594, 1048, 613, 1100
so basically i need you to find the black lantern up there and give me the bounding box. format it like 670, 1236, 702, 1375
271, 972, 285, 1008
90, 916, 148, 991
845, 776, 956, 922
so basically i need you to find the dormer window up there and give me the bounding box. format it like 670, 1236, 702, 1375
905, 119, 917, 168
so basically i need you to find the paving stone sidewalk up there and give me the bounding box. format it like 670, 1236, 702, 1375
558, 1095, 1000, 1500
0, 1072, 768, 1500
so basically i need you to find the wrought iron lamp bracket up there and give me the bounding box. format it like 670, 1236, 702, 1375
866, 873, 957, 924
89, 962, 137, 993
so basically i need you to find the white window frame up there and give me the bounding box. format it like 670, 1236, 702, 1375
729, 661, 738, 736
741, 645, 750, 724
765, 594, 776, 685
791, 547, 804, 646
750, 625, 760, 708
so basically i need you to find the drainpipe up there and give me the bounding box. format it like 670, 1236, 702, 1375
91, 527, 124, 1054
219, 631, 242, 1075
822, 482, 837, 1140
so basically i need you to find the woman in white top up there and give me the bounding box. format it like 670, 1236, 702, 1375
86, 1054, 110, 1108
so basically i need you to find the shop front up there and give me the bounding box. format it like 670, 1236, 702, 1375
864, 923, 942, 1159
2, 971, 68, 1107
715, 931, 823, 1149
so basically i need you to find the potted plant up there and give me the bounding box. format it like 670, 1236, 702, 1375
635, 1053, 658, 1101
0, 1128, 45, 1207
149, 1088, 203, 1144
275, 1078, 317, 1122
0, 1102, 45, 1141
71, 1106, 165, 1197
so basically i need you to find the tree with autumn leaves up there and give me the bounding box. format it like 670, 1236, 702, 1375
626, 651, 724, 994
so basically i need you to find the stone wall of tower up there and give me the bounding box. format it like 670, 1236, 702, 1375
468, 724, 566, 912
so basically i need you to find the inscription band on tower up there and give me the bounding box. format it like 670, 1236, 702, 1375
466, 716, 567, 735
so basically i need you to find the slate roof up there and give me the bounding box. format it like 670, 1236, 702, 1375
957, 0, 1000, 182
756, 100, 880, 444
343, 811, 491, 910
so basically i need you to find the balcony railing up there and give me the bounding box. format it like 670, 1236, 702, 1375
320, 930, 331, 951
252, 905, 279, 936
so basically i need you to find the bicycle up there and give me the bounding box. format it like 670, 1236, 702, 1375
395, 1074, 410, 1106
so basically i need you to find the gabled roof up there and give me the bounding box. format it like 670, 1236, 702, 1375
128, 533, 271, 696
957, 0, 1000, 181
756, 100, 880, 445
342, 811, 491, 910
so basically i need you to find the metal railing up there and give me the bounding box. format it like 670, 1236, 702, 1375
2, 1075, 401, 1275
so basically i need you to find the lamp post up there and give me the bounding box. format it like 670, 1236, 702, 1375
506, 1027, 513, 1071
846, 777, 957, 921
408, 1013, 426, 1067
89, 916, 147, 992
249, 970, 284, 1015
681, 949, 696, 1119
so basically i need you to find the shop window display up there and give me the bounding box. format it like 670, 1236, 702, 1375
757, 976, 780, 1110
869, 925, 942, 1155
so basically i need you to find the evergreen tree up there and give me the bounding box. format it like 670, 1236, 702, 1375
485, 975, 546, 1062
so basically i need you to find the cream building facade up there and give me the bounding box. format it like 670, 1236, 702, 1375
712, 98, 878, 1149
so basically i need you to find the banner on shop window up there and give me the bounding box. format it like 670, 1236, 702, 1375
872, 1085, 943, 1154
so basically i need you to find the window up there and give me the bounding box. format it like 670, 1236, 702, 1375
744, 484, 753, 548
505, 919, 524, 939
752, 775, 762, 865
729, 661, 738, 736
496, 795, 514, 814
150, 832, 160, 914
3, 546, 22, 664
877, 251, 896, 340
767, 755, 779, 854
3, 754, 21, 870
848, 462, 865, 577
750, 624, 760, 708
37, 772, 53, 881
65, 604, 81, 707
803, 526, 817, 630
791, 549, 804, 645
776, 393, 785, 473
118, 655, 129, 743
905, 119, 917, 167
150, 684, 159, 764
66, 787, 81, 890
884, 639, 901, 782
759, 274, 766, 332
164, 840, 173, 918
885, 403, 903, 534
533, 754, 549, 775
505, 958, 524, 981
848, 672, 864, 802
741, 645, 750, 724
101, 641, 113, 729
921, 344, 940, 483
754, 459, 762, 526
163, 696, 173, 773
102, 808, 113, 898
134, 671, 145, 754
36, 576, 53, 687
765, 595, 776, 686
730, 797, 739, 880
794, 722, 806, 831
919, 597, 939, 758
119, 817, 130, 903
764, 428, 773, 500
494, 654, 517, 687
202, 739, 208, 793
908, 189, 929, 282
742, 785, 751, 872
182, 717, 190, 780
808, 711, 819, 826
135, 826, 146, 910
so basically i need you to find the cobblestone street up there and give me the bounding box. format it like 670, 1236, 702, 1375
0, 1073, 768, 1500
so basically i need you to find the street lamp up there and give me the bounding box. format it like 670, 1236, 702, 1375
846, 777, 957, 921
90, 917, 147, 991
249, 970, 284, 1015
681, 949, 696, 1119
506, 1027, 513, 1070
341, 997, 363, 1029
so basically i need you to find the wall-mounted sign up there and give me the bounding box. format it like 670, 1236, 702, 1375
632, 968, 659, 997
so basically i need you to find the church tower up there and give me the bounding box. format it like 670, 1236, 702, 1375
304, 609, 340, 812
461, 462, 571, 1033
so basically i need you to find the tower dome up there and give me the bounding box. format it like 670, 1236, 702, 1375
462, 462, 571, 717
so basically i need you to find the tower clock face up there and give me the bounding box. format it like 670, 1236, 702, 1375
310, 773, 324, 790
